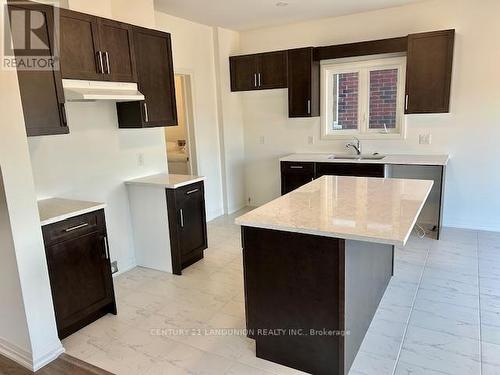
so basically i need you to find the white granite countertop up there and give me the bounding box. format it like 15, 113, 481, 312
125, 173, 205, 189
280, 153, 449, 166
235, 175, 433, 247
38, 198, 106, 226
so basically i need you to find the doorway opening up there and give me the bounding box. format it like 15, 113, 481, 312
166, 74, 197, 175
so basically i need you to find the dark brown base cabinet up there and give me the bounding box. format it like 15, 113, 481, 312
281, 161, 384, 195
166, 182, 208, 275
42, 209, 116, 339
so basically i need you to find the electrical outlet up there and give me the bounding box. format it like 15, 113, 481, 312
259, 136, 265, 145
111, 261, 119, 274
137, 153, 145, 166
419, 134, 432, 145
308, 136, 314, 145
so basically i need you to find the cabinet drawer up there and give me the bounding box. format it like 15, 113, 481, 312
281, 162, 315, 174
175, 181, 204, 199
42, 209, 106, 246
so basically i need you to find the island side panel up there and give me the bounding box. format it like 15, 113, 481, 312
242, 226, 346, 375
344, 240, 394, 373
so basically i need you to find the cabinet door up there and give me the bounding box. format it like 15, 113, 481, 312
45, 231, 114, 336
316, 163, 385, 178
177, 185, 208, 258
8, 2, 68, 136
281, 162, 315, 195
258, 51, 288, 90
230, 55, 259, 91
405, 30, 455, 114
98, 19, 137, 82
133, 27, 177, 127
60, 9, 102, 80
287, 47, 320, 117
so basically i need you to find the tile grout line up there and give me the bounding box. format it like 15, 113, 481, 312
477, 231, 483, 375
391, 241, 431, 375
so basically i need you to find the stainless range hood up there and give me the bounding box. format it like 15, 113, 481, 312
62, 79, 145, 102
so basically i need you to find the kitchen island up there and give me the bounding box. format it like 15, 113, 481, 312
235, 175, 433, 375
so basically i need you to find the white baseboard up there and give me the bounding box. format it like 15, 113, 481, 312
0, 336, 64, 371
33, 344, 65, 371
227, 203, 247, 215
112, 261, 137, 277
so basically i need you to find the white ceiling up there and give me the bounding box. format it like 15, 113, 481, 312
154, 0, 425, 31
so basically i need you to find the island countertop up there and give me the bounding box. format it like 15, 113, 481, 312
280, 153, 449, 166
235, 175, 433, 246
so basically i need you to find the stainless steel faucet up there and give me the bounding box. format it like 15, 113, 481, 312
346, 137, 362, 155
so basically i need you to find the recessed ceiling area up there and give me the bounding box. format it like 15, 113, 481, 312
154, 0, 426, 31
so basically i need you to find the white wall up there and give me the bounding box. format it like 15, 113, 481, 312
155, 11, 225, 219
0, 0, 62, 368
214, 27, 247, 213
236, 0, 500, 231
29, 2, 226, 274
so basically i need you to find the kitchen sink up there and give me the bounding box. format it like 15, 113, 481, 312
328, 154, 385, 161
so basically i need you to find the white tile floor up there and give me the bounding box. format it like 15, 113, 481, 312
63, 210, 500, 375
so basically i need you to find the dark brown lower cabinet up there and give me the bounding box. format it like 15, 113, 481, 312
316, 162, 385, 178
281, 162, 315, 195
42, 209, 116, 339
166, 181, 208, 275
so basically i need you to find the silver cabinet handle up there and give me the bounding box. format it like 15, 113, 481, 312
143, 102, 149, 122
290, 166, 304, 169
405, 94, 409, 111
307, 99, 311, 115
254, 73, 257, 88
103, 236, 110, 259
186, 188, 199, 195
97, 51, 104, 74
64, 223, 89, 232
104, 51, 110, 74
258, 73, 262, 87
179, 209, 184, 228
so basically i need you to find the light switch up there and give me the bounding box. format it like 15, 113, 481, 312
308, 136, 314, 145
137, 153, 145, 166
259, 136, 265, 145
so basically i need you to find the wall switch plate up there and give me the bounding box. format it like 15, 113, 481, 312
419, 134, 432, 145
308, 136, 314, 145
111, 261, 118, 274
259, 136, 265, 145
137, 153, 145, 166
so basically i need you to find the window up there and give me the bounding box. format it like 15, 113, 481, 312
321, 56, 406, 139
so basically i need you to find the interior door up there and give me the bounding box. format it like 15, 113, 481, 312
230, 55, 259, 91
45, 231, 113, 331
258, 51, 287, 90
98, 19, 136, 82
60, 9, 102, 80
133, 27, 177, 126
8, 2, 68, 136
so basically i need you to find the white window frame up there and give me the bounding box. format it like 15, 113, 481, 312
320, 55, 407, 140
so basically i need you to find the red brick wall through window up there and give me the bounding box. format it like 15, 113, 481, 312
369, 69, 398, 129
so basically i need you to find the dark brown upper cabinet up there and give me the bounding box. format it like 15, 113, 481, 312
8, 1, 68, 137
117, 27, 177, 128
97, 19, 137, 82
60, 9, 136, 82
230, 51, 287, 91
287, 47, 320, 118
405, 29, 455, 114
